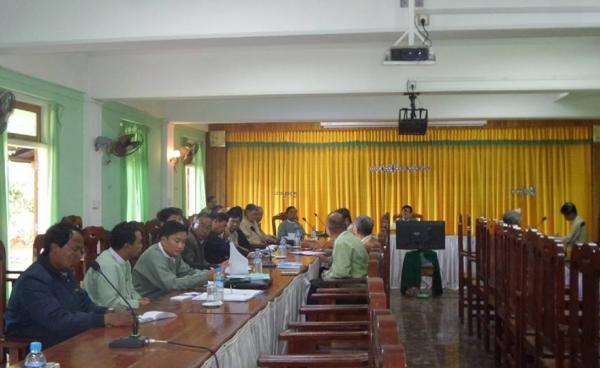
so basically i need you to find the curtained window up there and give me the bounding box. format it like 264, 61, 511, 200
120, 120, 149, 222
182, 138, 206, 216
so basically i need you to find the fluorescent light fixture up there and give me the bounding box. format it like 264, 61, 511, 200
320, 120, 487, 129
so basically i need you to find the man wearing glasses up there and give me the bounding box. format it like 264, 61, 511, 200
5, 222, 133, 348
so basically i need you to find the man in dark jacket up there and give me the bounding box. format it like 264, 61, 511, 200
5, 222, 132, 347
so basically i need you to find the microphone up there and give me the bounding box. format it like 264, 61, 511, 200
533, 216, 547, 229
89, 261, 147, 349
314, 213, 326, 229
302, 217, 317, 232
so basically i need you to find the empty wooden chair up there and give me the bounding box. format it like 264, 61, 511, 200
144, 219, 162, 250
271, 212, 286, 237
81, 226, 110, 281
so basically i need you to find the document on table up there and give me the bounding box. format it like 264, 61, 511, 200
170, 292, 202, 301
277, 261, 303, 269
192, 289, 263, 302
138, 311, 177, 323
290, 250, 326, 256
227, 241, 249, 275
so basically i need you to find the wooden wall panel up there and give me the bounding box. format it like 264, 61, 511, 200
205, 146, 228, 205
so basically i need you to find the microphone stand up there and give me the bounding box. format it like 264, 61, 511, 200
90, 262, 147, 348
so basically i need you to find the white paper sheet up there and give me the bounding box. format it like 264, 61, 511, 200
192, 289, 263, 302
138, 311, 177, 323
227, 241, 249, 275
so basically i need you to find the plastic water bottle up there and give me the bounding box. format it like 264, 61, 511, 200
254, 253, 263, 274
311, 226, 318, 240
24, 341, 46, 368
279, 237, 288, 258
214, 266, 224, 301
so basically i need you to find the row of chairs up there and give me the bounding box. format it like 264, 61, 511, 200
257, 216, 405, 367
459, 215, 600, 367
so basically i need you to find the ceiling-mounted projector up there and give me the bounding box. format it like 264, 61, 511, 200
399, 91, 428, 135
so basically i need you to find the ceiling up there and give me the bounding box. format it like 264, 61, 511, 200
1, 0, 600, 123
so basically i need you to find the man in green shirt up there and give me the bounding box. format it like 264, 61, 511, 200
323, 212, 368, 279
84, 222, 150, 309
277, 206, 306, 239
133, 221, 213, 300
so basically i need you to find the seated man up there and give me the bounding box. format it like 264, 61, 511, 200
323, 212, 369, 279
133, 221, 213, 299
204, 212, 230, 264
335, 208, 353, 231
84, 222, 150, 309
240, 204, 276, 247
5, 222, 132, 347
353, 215, 381, 253
156, 207, 185, 225
277, 206, 306, 239
199, 195, 218, 216
502, 208, 522, 226
307, 212, 369, 303
182, 214, 213, 270
397, 204, 424, 222
225, 208, 252, 257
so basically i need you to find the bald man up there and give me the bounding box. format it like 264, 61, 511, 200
323, 212, 369, 279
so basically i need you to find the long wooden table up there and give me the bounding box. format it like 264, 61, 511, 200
11, 255, 319, 368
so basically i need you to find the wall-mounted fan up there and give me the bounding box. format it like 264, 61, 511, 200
94, 134, 142, 164
0, 89, 16, 135
179, 142, 199, 165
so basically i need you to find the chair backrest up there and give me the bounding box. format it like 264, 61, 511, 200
568, 243, 600, 368
81, 226, 110, 280
271, 212, 286, 237
61, 215, 83, 229
372, 313, 407, 368
144, 219, 163, 249
379, 213, 391, 308
0, 239, 7, 333
32, 233, 45, 260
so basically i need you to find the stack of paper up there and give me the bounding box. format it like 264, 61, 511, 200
227, 241, 249, 275
192, 289, 263, 302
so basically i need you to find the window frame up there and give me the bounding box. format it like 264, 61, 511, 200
7, 101, 42, 142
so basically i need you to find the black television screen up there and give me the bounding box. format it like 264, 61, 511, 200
395, 221, 445, 250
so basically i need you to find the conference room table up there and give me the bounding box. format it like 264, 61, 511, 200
11, 254, 321, 368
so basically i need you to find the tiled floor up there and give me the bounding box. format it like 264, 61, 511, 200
390, 289, 494, 368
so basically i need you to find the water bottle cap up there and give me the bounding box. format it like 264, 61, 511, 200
30, 341, 42, 352
215, 265, 221, 272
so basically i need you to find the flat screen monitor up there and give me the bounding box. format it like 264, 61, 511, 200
395, 220, 445, 250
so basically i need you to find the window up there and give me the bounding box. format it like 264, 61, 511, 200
185, 164, 198, 215
6, 100, 48, 271
7, 101, 42, 142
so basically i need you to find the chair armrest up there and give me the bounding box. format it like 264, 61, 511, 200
321, 278, 366, 287
279, 331, 369, 354
315, 287, 367, 294
300, 305, 368, 322
258, 352, 369, 367
310, 293, 368, 304
288, 321, 368, 331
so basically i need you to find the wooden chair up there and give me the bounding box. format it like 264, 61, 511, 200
32, 233, 45, 261
144, 219, 162, 250
81, 226, 110, 281
258, 310, 406, 368
379, 213, 391, 308
567, 243, 600, 368
271, 212, 286, 237
0, 240, 32, 364
60, 215, 83, 229
301, 278, 386, 322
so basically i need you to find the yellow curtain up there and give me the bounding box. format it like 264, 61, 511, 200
226, 127, 592, 236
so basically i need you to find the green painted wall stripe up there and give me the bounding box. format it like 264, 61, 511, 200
227, 139, 592, 148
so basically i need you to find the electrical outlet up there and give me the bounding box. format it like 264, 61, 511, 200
417, 14, 429, 26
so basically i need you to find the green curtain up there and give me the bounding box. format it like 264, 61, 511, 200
120, 120, 149, 222
48, 104, 60, 224
0, 129, 8, 247
194, 140, 207, 213
180, 138, 207, 216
